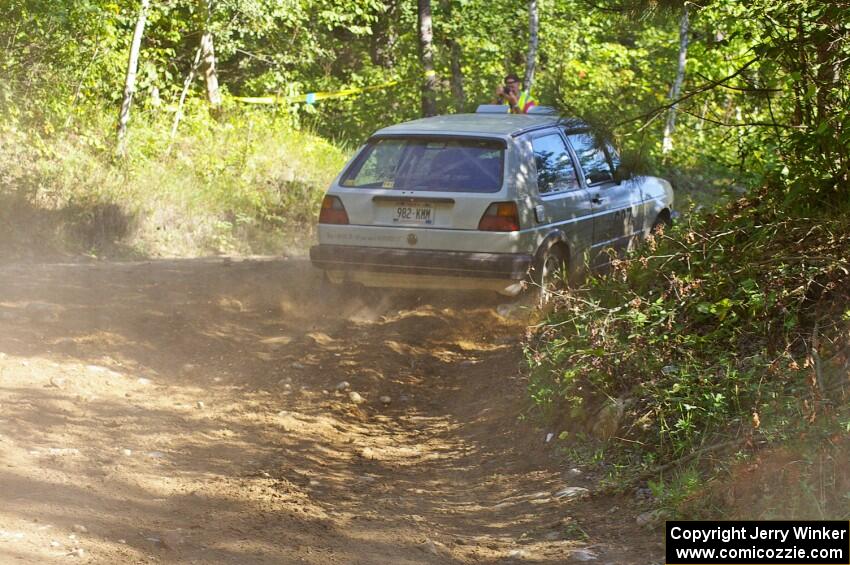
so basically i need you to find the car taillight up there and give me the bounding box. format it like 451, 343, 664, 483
318, 195, 349, 225
478, 202, 520, 232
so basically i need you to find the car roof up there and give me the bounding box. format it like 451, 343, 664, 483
372, 113, 588, 139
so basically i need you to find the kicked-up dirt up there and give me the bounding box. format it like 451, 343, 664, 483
0, 257, 661, 564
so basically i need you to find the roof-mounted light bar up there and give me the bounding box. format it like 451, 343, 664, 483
475, 104, 558, 115
475, 104, 510, 114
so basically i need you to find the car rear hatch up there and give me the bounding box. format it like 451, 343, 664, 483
333, 135, 509, 231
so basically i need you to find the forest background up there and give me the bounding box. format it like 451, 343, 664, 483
3, 0, 846, 257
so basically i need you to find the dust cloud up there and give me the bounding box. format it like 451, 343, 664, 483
0, 256, 654, 563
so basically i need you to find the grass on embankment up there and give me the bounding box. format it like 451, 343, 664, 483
0, 104, 349, 260
526, 192, 850, 518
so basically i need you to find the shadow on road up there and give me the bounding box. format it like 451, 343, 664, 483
0, 258, 653, 564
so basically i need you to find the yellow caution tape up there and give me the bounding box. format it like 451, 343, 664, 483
233, 78, 411, 106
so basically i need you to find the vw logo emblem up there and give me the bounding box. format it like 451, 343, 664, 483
407, 233, 418, 246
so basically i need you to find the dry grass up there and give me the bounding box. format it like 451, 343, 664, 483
0, 105, 348, 260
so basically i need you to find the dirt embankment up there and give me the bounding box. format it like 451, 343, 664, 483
0, 258, 659, 564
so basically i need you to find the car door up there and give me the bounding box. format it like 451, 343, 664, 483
600, 140, 650, 234
528, 130, 594, 260
565, 131, 644, 267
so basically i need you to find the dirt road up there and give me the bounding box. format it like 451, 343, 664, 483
0, 258, 659, 564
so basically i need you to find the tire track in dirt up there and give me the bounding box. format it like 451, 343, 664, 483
0, 258, 660, 564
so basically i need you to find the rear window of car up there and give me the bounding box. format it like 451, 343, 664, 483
340, 137, 505, 193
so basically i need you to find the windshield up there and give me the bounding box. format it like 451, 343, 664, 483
340, 137, 505, 193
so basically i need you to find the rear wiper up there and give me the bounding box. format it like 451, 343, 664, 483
404, 184, 440, 191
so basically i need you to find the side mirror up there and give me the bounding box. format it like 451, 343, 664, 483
586, 171, 614, 184
613, 165, 632, 184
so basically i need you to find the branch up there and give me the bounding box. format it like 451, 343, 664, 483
579, 0, 625, 13
766, 90, 784, 142
169, 45, 204, 141
678, 107, 800, 129
64, 44, 102, 128
692, 71, 782, 92
234, 48, 278, 67
615, 58, 760, 128
634, 438, 748, 484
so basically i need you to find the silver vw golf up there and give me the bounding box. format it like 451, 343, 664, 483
310, 106, 674, 296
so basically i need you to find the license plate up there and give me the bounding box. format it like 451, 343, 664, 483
393, 203, 434, 225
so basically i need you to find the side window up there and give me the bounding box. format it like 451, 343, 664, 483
531, 134, 580, 194
567, 132, 614, 184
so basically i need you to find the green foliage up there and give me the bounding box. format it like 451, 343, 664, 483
0, 104, 347, 258
649, 466, 702, 509
519, 0, 849, 483
527, 197, 850, 463
3, 0, 848, 205
542, 0, 849, 212
1, 0, 848, 251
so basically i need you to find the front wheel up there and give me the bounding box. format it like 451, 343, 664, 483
650, 212, 672, 236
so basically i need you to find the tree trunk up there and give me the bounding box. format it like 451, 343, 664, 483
198, 0, 222, 113
417, 0, 437, 117
792, 12, 812, 127
661, 4, 689, 156
116, 0, 150, 155
440, 0, 465, 111
524, 0, 539, 91
814, 12, 839, 124
370, 0, 399, 68
171, 46, 204, 140
200, 29, 222, 113
448, 39, 465, 111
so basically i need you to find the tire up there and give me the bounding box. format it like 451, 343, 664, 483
322, 270, 343, 285
534, 244, 569, 308
651, 212, 672, 236
318, 270, 345, 299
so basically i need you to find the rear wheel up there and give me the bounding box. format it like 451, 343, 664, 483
318, 270, 346, 300
534, 244, 569, 308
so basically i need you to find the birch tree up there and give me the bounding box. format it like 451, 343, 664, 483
524, 0, 539, 92
200, 0, 222, 113
661, 3, 689, 155
417, 0, 437, 117
171, 46, 203, 139
116, 0, 151, 155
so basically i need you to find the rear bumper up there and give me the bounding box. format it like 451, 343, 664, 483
309, 244, 533, 280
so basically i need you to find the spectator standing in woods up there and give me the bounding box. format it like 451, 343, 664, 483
494, 73, 537, 113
